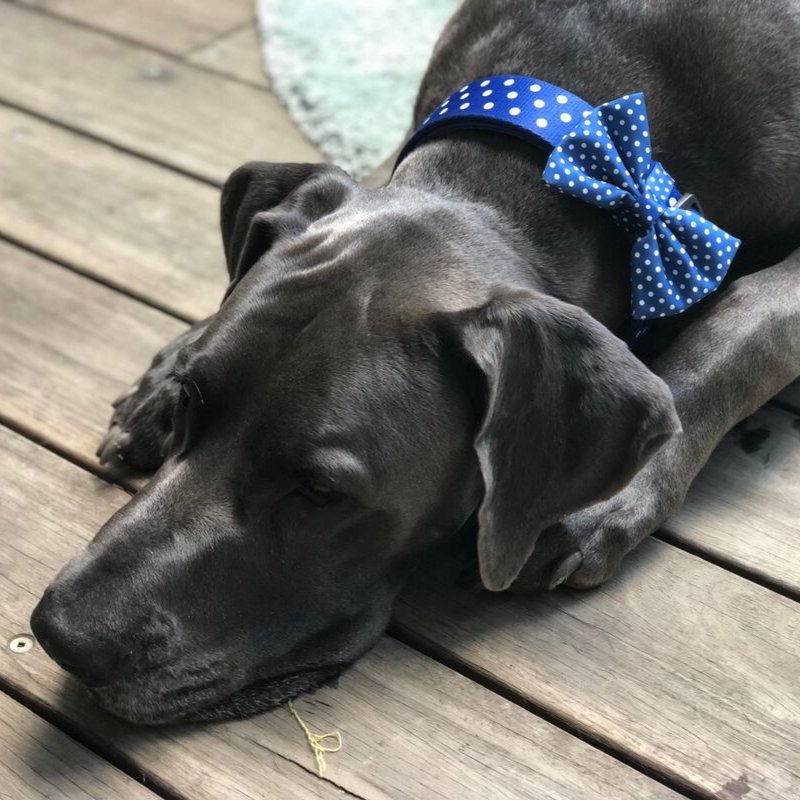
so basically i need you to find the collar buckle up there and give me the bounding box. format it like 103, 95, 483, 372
674, 192, 704, 216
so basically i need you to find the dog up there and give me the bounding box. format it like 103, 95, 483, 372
31, 0, 800, 724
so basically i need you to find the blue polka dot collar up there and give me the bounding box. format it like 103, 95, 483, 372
395, 75, 741, 323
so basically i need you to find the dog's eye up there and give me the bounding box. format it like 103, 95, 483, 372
171, 380, 202, 457
298, 481, 340, 507
179, 384, 191, 409
178, 379, 205, 411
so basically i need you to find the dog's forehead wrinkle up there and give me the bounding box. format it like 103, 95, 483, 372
284, 186, 498, 271
223, 186, 530, 349
273, 224, 357, 280
259, 196, 387, 285
354, 197, 536, 320
301, 446, 369, 484
271, 349, 443, 470
189, 292, 340, 395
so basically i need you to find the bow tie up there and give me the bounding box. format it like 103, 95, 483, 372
395, 76, 741, 323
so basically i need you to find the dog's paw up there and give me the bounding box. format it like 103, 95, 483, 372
96, 319, 212, 473
97, 367, 180, 473
510, 478, 680, 594
547, 501, 647, 589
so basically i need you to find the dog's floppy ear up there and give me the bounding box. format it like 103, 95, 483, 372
220, 161, 353, 292
444, 289, 681, 591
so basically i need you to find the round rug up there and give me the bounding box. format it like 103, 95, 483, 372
256, 0, 459, 178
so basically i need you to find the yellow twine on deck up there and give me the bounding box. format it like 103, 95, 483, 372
287, 700, 343, 778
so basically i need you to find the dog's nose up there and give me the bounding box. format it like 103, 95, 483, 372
30, 589, 126, 687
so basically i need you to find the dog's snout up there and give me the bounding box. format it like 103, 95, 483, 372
30, 588, 127, 687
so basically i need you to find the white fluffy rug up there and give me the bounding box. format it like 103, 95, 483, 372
256, 0, 458, 177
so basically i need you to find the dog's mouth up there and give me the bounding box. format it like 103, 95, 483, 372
88, 662, 345, 725
177, 665, 344, 723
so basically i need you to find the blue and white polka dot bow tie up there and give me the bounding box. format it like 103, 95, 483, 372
396, 75, 741, 322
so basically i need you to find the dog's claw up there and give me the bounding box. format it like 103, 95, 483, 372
95, 424, 117, 460
96, 424, 132, 465
548, 552, 582, 590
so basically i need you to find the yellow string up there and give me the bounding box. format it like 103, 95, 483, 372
287, 700, 343, 778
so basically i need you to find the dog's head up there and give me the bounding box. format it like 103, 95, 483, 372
31, 162, 679, 723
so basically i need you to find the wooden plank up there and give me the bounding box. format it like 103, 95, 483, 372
0, 426, 678, 800
0, 3, 321, 184
14, 0, 254, 56
0, 105, 225, 321
396, 540, 800, 799
187, 23, 269, 88
666, 404, 800, 595
0, 240, 187, 466
0, 691, 157, 800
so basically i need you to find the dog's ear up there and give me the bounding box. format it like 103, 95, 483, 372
442, 289, 681, 591
220, 161, 354, 292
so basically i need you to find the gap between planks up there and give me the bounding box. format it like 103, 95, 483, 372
0, 227, 197, 324
0, 688, 162, 800
8, 0, 257, 70
9, 2, 270, 92
0, 2, 323, 184
0, 96, 223, 190
0, 681, 175, 800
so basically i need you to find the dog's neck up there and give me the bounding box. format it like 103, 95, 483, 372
391, 131, 631, 328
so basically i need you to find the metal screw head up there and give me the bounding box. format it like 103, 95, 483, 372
8, 634, 34, 654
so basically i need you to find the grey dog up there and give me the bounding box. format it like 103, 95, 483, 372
31, 0, 800, 724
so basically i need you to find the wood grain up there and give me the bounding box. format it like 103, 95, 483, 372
0, 105, 225, 321
666, 404, 800, 595
0, 692, 157, 800
188, 23, 269, 88
14, 0, 255, 56
0, 426, 678, 800
0, 240, 187, 465
396, 540, 800, 799
0, 2, 321, 184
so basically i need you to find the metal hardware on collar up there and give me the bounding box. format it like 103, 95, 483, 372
674, 192, 704, 216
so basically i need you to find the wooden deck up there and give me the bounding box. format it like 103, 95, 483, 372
0, 2, 799, 798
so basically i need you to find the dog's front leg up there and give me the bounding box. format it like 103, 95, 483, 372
513, 249, 800, 593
